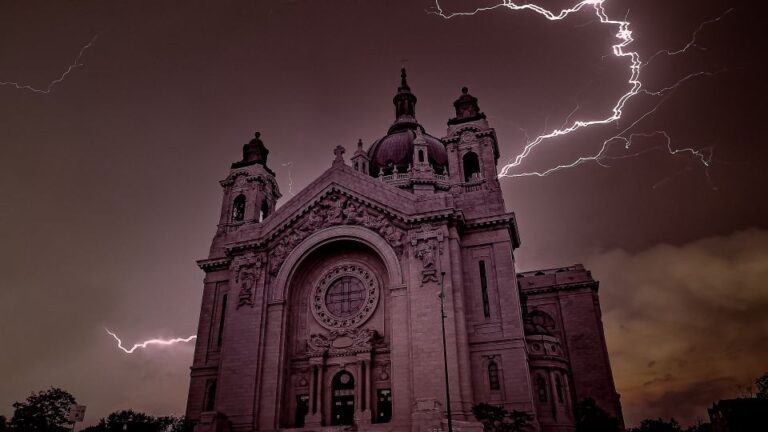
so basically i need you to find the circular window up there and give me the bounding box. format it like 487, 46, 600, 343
311, 263, 380, 330
325, 276, 366, 318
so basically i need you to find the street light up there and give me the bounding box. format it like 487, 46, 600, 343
438, 271, 454, 432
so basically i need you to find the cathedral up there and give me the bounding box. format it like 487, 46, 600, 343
185, 70, 623, 432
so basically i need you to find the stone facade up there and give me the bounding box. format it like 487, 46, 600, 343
185, 70, 623, 432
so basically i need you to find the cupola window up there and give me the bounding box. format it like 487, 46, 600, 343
259, 200, 269, 222
232, 194, 246, 222
463, 152, 481, 182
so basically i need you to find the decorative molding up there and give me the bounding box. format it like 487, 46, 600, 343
231, 251, 264, 308
306, 328, 381, 357
518, 281, 599, 296
374, 361, 391, 382
268, 192, 404, 276
409, 224, 444, 284
197, 258, 232, 271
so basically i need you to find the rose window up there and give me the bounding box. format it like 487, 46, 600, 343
311, 263, 380, 330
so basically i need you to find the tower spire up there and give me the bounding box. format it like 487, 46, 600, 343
399, 67, 410, 91
391, 68, 418, 131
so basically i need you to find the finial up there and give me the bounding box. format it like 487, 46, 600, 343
254, 131, 261, 138
357, 138, 363, 150
461, 87, 469, 95
400, 67, 409, 89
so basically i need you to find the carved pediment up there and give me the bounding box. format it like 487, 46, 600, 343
268, 191, 405, 275
306, 328, 382, 357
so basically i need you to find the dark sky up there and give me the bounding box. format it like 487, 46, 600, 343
1, 0, 765, 428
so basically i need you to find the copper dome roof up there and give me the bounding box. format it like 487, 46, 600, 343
367, 127, 447, 174
366, 68, 448, 175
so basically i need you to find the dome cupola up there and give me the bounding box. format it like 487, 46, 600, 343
232, 131, 271, 172
367, 69, 448, 176
448, 87, 486, 125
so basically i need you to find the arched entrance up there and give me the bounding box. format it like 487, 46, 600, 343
331, 371, 355, 425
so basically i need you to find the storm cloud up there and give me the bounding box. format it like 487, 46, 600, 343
591, 229, 768, 426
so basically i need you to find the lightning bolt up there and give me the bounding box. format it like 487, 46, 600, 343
644, 8, 734, 67
281, 162, 295, 196
431, 1, 729, 180
0, 35, 97, 95
104, 328, 196, 354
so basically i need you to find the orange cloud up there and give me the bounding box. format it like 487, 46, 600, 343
587, 229, 768, 427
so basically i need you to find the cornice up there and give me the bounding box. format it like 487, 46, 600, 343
462, 213, 521, 248
441, 126, 496, 143
197, 257, 231, 271
519, 281, 599, 296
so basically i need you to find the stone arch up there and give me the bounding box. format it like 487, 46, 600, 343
270, 225, 403, 303
462, 151, 480, 181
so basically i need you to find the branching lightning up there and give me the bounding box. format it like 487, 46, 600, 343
0, 35, 97, 95
431, 1, 730, 180
105, 328, 196, 354
281, 162, 296, 196
644, 8, 734, 67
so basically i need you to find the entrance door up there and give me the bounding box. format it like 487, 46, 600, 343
331, 371, 355, 425
376, 388, 392, 423
295, 394, 309, 427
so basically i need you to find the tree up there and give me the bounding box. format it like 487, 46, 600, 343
9, 387, 76, 432
163, 416, 194, 432
472, 403, 534, 432
685, 421, 712, 432
575, 398, 621, 432
756, 372, 768, 400
81, 411, 193, 432
628, 418, 682, 432
0, 415, 7, 431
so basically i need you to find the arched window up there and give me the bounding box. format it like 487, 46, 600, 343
259, 200, 269, 222
555, 375, 564, 403
418, 149, 425, 163
462, 152, 480, 182
536, 375, 548, 402
526, 310, 557, 335
232, 194, 246, 222
488, 361, 500, 391
204, 379, 217, 411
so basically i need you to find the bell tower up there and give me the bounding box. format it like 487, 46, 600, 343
217, 132, 281, 229
443, 87, 505, 215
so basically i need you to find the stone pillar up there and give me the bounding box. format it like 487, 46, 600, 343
549, 370, 559, 421
388, 283, 411, 428
308, 366, 317, 414
306, 358, 324, 427
448, 233, 477, 418
356, 354, 372, 426
365, 359, 371, 410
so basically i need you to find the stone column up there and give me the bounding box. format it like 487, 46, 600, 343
308, 365, 317, 414
364, 359, 371, 410
388, 283, 411, 428
305, 358, 324, 427
356, 353, 372, 426
549, 370, 559, 421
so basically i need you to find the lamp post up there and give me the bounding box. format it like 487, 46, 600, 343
438, 271, 454, 432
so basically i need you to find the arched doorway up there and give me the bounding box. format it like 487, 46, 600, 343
331, 371, 355, 425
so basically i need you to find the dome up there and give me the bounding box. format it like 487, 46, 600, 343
367, 126, 448, 175
366, 68, 448, 175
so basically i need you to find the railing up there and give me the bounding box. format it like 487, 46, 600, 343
463, 182, 484, 192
